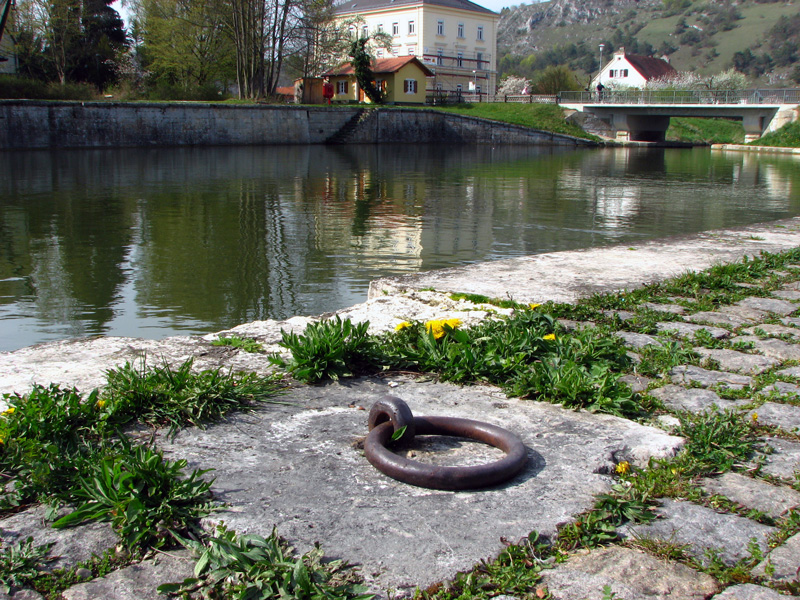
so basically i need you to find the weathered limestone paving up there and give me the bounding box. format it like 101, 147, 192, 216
3, 220, 800, 598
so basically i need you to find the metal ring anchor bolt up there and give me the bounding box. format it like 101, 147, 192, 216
364, 396, 528, 491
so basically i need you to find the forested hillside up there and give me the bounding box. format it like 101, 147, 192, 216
497, 0, 800, 88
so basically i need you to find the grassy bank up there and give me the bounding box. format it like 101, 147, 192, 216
666, 117, 745, 144
429, 103, 597, 141
750, 120, 800, 148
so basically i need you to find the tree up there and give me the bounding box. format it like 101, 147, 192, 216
12, 0, 126, 89
533, 65, 580, 94
291, 0, 353, 79
71, 0, 128, 89
226, 0, 301, 99
496, 75, 529, 96
348, 36, 381, 103
45, 0, 82, 84
10, 0, 54, 79
136, 0, 234, 89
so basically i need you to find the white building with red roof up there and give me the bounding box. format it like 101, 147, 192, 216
592, 47, 677, 89
332, 0, 498, 95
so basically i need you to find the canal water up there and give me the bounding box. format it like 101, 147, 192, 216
1, 144, 799, 352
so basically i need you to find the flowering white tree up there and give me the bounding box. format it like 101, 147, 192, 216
496, 75, 530, 96
645, 68, 749, 90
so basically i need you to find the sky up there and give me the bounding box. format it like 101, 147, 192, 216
478, 0, 546, 14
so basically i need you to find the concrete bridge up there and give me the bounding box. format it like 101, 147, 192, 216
559, 89, 800, 143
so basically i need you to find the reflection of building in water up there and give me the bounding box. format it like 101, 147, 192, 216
556, 150, 644, 234
591, 187, 641, 230
295, 167, 425, 277
735, 153, 794, 207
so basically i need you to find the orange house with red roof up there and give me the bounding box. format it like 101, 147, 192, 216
322, 56, 433, 104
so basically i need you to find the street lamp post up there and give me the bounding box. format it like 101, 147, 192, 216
597, 44, 605, 87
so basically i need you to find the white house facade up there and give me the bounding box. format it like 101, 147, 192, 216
592, 47, 677, 89
332, 0, 498, 95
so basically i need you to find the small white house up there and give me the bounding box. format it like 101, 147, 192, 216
592, 47, 676, 89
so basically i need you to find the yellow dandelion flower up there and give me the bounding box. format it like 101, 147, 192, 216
425, 318, 461, 340
751, 412, 758, 423
395, 321, 412, 332
2, 407, 15, 416
529, 303, 542, 310
543, 333, 556, 341
425, 320, 446, 340
96, 399, 107, 409
615, 461, 631, 475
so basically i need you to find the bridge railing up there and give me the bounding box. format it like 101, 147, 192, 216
558, 89, 800, 105
425, 91, 559, 105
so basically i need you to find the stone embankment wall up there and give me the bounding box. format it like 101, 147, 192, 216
0, 101, 594, 149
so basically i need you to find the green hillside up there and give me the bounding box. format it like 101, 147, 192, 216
637, 2, 799, 76
498, 0, 800, 86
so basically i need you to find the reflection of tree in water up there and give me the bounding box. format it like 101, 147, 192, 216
0, 150, 133, 334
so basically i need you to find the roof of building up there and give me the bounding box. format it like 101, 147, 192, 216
333, 0, 496, 17
323, 56, 434, 77
275, 86, 295, 96
621, 53, 677, 80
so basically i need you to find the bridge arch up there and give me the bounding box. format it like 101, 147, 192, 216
559, 90, 800, 143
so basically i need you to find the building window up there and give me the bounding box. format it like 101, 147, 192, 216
457, 23, 464, 38
377, 23, 383, 33
437, 20, 444, 35
408, 20, 415, 35
362, 25, 368, 38
476, 52, 483, 68
437, 48, 444, 65
392, 22, 399, 36
348, 25, 355, 37
392, 45, 401, 55
457, 51, 463, 67
477, 26, 484, 41
336, 81, 348, 95
622, 69, 629, 77
609, 70, 615, 78
456, 83, 462, 91
377, 48, 384, 58
476, 85, 481, 94
404, 79, 418, 94
407, 45, 416, 55
435, 82, 443, 90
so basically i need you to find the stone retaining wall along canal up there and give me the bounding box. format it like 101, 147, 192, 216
0, 100, 594, 149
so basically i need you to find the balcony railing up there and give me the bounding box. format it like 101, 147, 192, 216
421, 51, 492, 72
558, 89, 800, 105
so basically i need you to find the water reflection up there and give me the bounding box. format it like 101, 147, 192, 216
0, 145, 799, 351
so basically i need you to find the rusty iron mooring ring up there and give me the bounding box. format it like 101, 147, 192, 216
364, 396, 527, 491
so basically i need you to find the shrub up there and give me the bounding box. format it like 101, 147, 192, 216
0, 76, 97, 100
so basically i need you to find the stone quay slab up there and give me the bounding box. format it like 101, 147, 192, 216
157, 377, 683, 595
